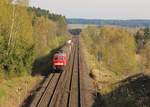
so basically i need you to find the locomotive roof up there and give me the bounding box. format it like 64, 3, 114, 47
54, 53, 65, 57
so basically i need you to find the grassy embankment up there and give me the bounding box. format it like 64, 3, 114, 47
80, 26, 150, 107
0, 76, 43, 107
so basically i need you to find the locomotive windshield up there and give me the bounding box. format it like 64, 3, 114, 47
54, 57, 64, 60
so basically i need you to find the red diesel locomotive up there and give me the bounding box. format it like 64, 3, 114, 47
52, 40, 73, 71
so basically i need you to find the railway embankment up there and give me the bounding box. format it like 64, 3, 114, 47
80, 26, 150, 107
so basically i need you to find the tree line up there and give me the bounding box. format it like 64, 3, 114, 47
28, 7, 66, 23
68, 18, 150, 27
0, 0, 69, 78
81, 26, 150, 74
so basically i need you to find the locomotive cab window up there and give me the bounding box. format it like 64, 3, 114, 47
54, 57, 64, 60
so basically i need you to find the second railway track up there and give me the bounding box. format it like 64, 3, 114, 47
30, 39, 86, 107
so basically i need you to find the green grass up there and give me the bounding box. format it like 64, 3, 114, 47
0, 88, 6, 102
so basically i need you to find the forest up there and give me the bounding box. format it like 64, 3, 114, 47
81, 26, 150, 73
80, 26, 150, 107
0, 0, 69, 79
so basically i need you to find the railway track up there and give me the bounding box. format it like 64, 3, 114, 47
30, 39, 87, 107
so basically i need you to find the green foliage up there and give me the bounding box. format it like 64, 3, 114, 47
135, 28, 150, 70
0, 88, 6, 102
28, 7, 67, 25
144, 28, 150, 41
28, 7, 67, 36
142, 41, 150, 69
0, 1, 35, 77
135, 27, 150, 52
81, 26, 139, 74
0, 0, 69, 78
33, 16, 68, 57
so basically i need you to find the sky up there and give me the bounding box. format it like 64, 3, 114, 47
30, 0, 150, 19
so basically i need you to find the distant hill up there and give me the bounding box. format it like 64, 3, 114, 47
67, 18, 150, 27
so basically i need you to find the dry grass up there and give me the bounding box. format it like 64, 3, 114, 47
0, 76, 43, 107
80, 26, 150, 107
90, 67, 120, 94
